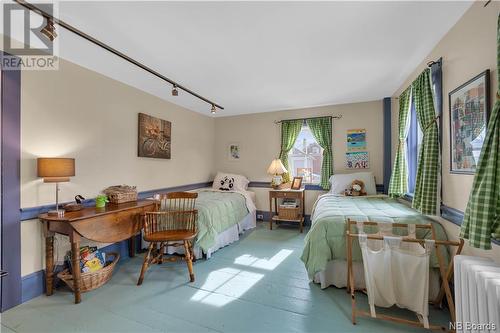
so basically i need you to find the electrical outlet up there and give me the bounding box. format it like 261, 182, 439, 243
257, 214, 264, 220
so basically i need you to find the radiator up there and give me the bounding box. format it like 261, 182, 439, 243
454, 255, 500, 332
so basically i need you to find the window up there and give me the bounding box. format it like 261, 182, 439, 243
287, 123, 323, 184
406, 98, 423, 194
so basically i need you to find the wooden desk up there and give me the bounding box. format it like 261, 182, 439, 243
269, 188, 305, 233
38, 200, 156, 304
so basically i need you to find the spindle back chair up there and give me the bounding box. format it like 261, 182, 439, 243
137, 192, 198, 285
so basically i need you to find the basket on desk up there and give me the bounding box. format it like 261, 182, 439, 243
57, 252, 120, 293
104, 185, 137, 204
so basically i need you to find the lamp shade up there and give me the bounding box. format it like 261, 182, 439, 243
267, 158, 287, 175
37, 158, 75, 182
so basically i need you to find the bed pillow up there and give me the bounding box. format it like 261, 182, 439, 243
213, 172, 249, 192
329, 172, 377, 195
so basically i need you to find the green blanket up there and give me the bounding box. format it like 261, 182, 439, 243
300, 195, 450, 279
195, 191, 249, 252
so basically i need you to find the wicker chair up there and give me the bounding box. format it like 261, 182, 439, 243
137, 192, 198, 285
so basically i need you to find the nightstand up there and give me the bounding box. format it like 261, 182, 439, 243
269, 188, 305, 233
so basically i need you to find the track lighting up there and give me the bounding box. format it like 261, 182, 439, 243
211, 104, 216, 114
41, 17, 57, 41
171, 84, 178, 96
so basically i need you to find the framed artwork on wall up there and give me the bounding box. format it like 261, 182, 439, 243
449, 70, 490, 174
138, 113, 171, 159
228, 143, 240, 160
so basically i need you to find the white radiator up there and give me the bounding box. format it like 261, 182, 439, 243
454, 255, 500, 332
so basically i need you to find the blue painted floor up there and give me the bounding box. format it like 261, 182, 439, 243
1, 222, 450, 332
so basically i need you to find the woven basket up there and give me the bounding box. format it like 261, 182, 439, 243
104, 185, 137, 204
57, 252, 120, 293
278, 207, 300, 220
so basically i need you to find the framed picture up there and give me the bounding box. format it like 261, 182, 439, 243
346, 151, 369, 169
347, 129, 367, 151
228, 143, 240, 160
449, 70, 490, 174
138, 113, 171, 159
291, 176, 303, 190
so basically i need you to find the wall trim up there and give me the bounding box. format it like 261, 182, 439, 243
20, 181, 213, 221
1, 51, 22, 312
383, 97, 392, 194
249, 181, 385, 193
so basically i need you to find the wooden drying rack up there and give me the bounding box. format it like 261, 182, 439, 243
346, 219, 464, 331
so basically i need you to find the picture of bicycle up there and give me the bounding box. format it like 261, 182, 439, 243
138, 113, 171, 159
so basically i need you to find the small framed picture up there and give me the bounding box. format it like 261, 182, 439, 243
291, 177, 303, 190
228, 143, 240, 161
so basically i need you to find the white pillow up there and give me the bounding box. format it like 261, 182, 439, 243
213, 172, 249, 192
329, 172, 377, 195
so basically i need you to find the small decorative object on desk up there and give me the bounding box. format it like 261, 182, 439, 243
104, 185, 138, 204
64, 195, 85, 212
95, 195, 108, 208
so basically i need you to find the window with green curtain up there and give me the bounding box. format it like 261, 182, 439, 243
306, 117, 333, 190
388, 88, 411, 197
411, 68, 439, 215
461, 13, 500, 249
279, 119, 303, 183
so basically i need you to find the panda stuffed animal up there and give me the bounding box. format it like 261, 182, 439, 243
219, 176, 235, 191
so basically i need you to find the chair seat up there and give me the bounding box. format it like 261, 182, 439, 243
144, 230, 197, 242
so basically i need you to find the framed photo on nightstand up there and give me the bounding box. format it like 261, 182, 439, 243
291, 177, 303, 190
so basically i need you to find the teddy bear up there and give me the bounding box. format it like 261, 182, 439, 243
344, 179, 367, 196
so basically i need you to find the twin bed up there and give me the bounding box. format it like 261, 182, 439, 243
300, 173, 450, 298
143, 173, 257, 259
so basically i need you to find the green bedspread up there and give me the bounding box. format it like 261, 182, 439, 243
300, 195, 450, 279
195, 191, 249, 252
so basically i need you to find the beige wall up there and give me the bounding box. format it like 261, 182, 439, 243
18, 58, 216, 276
214, 101, 384, 212
391, 1, 500, 255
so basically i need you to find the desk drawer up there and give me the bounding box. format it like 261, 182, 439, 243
272, 191, 302, 199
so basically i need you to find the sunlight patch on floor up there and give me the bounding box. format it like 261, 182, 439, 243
233, 249, 294, 270
190, 268, 264, 307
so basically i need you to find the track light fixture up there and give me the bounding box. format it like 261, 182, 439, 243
41, 17, 57, 41
15, 0, 224, 115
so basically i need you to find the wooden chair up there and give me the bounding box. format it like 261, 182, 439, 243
137, 192, 198, 285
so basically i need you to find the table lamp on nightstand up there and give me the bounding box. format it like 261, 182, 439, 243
37, 158, 75, 217
267, 158, 287, 189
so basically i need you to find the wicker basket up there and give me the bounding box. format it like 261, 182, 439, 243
104, 185, 137, 204
57, 252, 120, 293
278, 207, 300, 220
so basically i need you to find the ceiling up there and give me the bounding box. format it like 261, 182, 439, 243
7, 1, 473, 116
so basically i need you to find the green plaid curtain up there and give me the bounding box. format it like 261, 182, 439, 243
461, 14, 500, 249
306, 117, 333, 190
412, 68, 439, 215
388, 88, 412, 197
279, 120, 303, 183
